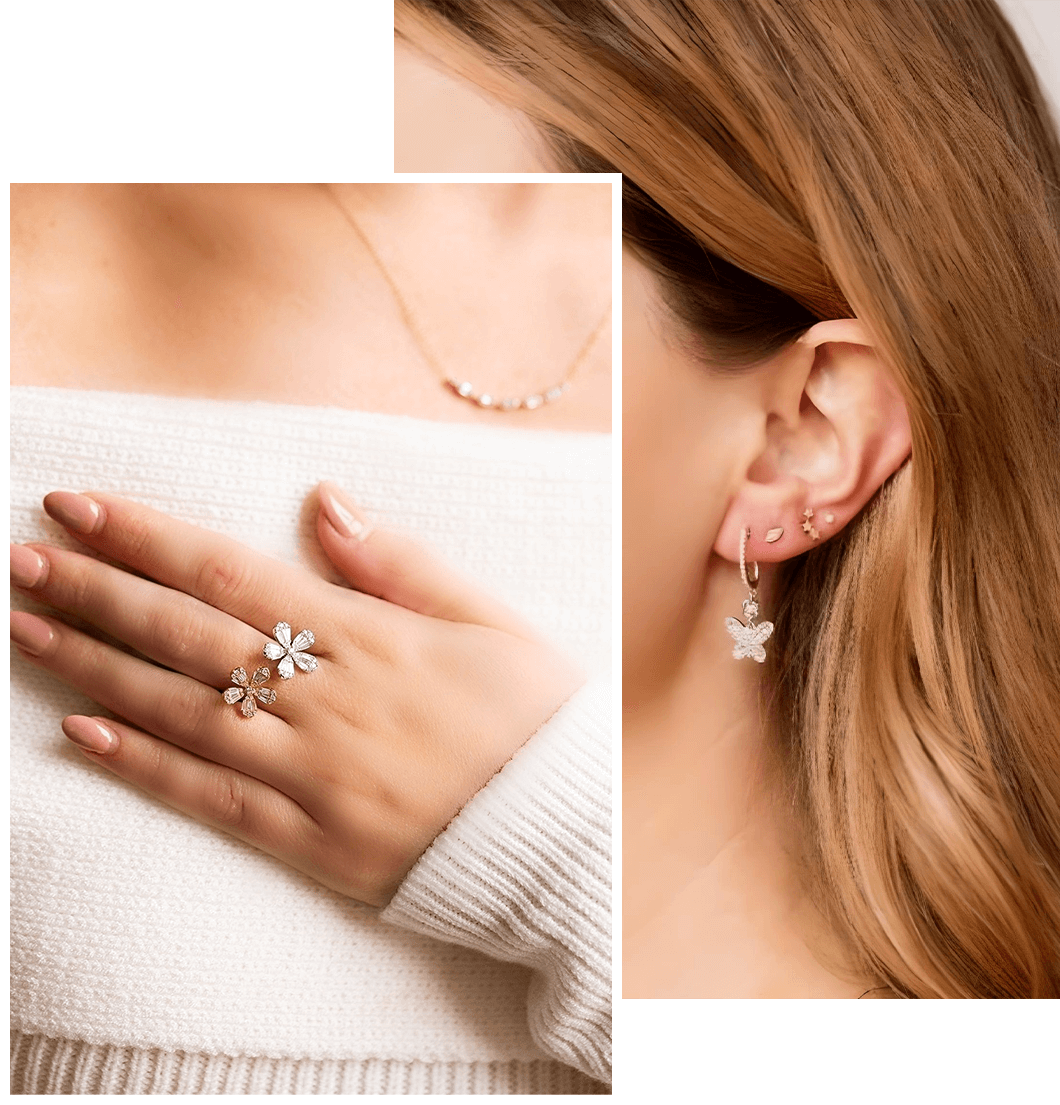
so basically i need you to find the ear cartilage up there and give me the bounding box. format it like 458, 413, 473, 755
765, 527, 784, 543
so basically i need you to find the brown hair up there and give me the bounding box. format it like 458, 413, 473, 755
398, 0, 1060, 997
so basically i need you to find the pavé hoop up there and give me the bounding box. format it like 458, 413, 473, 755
724, 527, 775, 663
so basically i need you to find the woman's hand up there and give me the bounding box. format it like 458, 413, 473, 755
9, 483, 584, 907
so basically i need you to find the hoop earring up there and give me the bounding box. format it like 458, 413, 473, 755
724, 528, 775, 663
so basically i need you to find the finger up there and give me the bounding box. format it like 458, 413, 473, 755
42, 490, 324, 634
62, 714, 321, 868
11, 611, 294, 781
12, 543, 269, 688
316, 480, 542, 638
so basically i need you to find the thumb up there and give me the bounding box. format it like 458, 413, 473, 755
315, 481, 542, 638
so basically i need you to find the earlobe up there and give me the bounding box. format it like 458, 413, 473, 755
714, 318, 911, 566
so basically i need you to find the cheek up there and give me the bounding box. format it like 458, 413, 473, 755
394, 41, 543, 172
622, 287, 746, 689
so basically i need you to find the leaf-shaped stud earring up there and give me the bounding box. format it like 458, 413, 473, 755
264, 621, 318, 679
724, 528, 775, 663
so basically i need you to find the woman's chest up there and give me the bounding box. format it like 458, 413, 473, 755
10, 195, 611, 431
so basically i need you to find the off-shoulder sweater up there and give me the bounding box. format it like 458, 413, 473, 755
10, 387, 611, 1095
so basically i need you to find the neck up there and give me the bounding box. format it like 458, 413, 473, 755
623, 556, 862, 997
328, 181, 606, 240
623, 557, 774, 932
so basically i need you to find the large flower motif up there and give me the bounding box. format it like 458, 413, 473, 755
224, 666, 277, 718
263, 621, 318, 679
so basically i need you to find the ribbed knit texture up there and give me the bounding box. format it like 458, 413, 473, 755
383, 677, 612, 1082
10, 1033, 607, 1095
11, 386, 611, 1094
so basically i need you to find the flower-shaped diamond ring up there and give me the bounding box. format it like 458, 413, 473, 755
224, 666, 277, 718
263, 622, 318, 679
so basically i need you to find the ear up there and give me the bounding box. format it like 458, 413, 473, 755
713, 319, 911, 565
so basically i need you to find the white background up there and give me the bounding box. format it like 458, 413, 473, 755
1000, 0, 1060, 112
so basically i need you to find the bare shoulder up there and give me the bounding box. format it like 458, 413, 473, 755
11, 184, 143, 386
11, 183, 125, 280
10, 184, 260, 393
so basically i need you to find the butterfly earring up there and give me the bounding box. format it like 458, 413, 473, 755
724, 527, 775, 663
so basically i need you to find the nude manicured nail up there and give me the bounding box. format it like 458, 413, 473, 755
319, 482, 373, 542
62, 716, 117, 754
43, 491, 101, 535
10, 611, 53, 656
10, 545, 45, 588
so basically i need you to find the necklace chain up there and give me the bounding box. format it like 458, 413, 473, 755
323, 185, 611, 412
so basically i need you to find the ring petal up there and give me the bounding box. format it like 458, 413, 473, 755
263, 641, 285, 661
293, 652, 318, 673
290, 629, 315, 652
277, 655, 295, 680
223, 687, 244, 704
273, 622, 292, 647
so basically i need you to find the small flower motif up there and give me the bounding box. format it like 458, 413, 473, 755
224, 666, 277, 718
263, 621, 318, 680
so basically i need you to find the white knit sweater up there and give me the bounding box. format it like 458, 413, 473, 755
10, 387, 612, 1095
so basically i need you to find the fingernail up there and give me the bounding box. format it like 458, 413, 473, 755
43, 491, 101, 535
10, 611, 53, 656
11, 545, 45, 589
62, 715, 117, 754
319, 481, 373, 543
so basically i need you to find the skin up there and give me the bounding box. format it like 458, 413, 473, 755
11, 182, 611, 430
622, 252, 912, 996
10, 179, 609, 907
10, 487, 582, 907
395, 37, 548, 172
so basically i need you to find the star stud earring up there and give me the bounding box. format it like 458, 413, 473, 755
802, 508, 820, 541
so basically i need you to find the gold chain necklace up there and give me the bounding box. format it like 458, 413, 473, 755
323, 186, 611, 412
